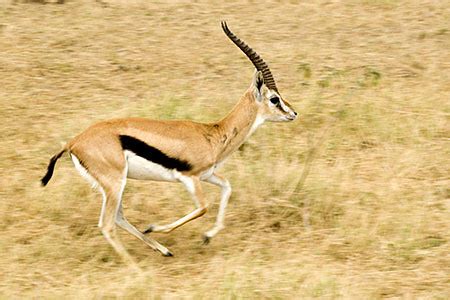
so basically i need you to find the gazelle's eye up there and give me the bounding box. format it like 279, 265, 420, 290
270, 97, 280, 105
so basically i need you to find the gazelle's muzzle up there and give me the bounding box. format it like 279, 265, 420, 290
286, 111, 297, 121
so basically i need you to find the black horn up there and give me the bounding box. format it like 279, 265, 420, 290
221, 21, 279, 92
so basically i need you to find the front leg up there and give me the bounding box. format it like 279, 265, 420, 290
202, 173, 232, 243
143, 175, 208, 234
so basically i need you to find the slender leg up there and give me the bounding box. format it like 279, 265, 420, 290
202, 173, 232, 243
71, 153, 139, 265
112, 168, 173, 256
115, 208, 173, 256
143, 176, 207, 234
98, 187, 107, 227
98, 184, 138, 267
71, 153, 107, 228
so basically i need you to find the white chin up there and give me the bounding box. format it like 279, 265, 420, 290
268, 117, 290, 122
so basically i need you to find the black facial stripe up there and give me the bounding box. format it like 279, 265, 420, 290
119, 135, 192, 171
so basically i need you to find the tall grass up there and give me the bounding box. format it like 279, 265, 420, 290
0, 0, 448, 298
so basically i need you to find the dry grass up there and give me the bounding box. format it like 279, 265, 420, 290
1, 0, 449, 298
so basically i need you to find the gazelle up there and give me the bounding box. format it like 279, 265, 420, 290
41, 22, 297, 263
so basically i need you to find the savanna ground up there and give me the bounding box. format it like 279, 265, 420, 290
0, 0, 449, 298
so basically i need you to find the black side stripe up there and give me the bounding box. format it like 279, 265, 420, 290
119, 135, 192, 171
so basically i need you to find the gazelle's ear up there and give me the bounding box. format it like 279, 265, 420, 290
252, 70, 264, 101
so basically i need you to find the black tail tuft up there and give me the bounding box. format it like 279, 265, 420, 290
41, 149, 66, 186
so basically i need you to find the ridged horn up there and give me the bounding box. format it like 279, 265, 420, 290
221, 21, 279, 92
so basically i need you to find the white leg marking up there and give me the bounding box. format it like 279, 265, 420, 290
175, 173, 199, 206
203, 173, 232, 240
98, 188, 107, 228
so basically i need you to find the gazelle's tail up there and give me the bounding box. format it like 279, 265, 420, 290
41, 149, 67, 186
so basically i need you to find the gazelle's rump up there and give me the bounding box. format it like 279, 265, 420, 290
70, 153, 100, 190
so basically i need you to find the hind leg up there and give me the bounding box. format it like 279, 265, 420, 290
71, 153, 136, 265
99, 169, 173, 258
115, 207, 173, 257
72, 152, 172, 261
114, 168, 173, 256
98, 183, 138, 266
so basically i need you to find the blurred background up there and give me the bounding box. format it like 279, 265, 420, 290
0, 0, 448, 298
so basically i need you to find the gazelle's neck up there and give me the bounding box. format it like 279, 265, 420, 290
213, 90, 263, 162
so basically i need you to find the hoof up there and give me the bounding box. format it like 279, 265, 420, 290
202, 235, 211, 245
143, 225, 154, 234
163, 251, 174, 257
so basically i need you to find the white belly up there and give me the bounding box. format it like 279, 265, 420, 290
125, 150, 179, 182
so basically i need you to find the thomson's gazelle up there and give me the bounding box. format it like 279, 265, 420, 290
42, 22, 297, 262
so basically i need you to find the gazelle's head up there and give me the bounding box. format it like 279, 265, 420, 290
222, 21, 297, 122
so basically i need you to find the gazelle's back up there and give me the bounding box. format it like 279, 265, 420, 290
68, 117, 218, 177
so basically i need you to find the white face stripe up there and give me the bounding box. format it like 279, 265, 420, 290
279, 98, 290, 113
267, 90, 291, 113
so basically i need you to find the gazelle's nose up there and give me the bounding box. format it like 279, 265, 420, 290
287, 111, 297, 121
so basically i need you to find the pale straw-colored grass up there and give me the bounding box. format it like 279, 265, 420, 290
1, 0, 448, 298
